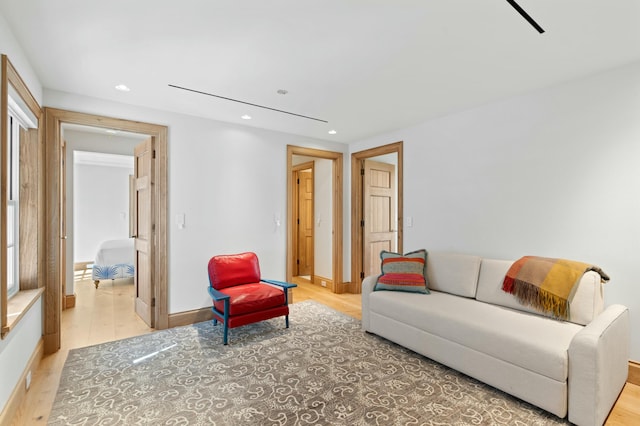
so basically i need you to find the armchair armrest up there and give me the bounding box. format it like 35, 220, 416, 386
261, 279, 297, 304
207, 286, 230, 302
260, 279, 297, 289
568, 304, 629, 426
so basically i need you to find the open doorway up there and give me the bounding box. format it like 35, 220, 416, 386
43, 108, 168, 355
351, 141, 403, 293
72, 150, 134, 290
63, 125, 146, 300
292, 161, 314, 282
58, 123, 154, 346
286, 145, 344, 293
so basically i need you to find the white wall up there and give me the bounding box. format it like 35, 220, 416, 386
44, 89, 349, 314
0, 13, 42, 105
350, 60, 640, 361
0, 13, 44, 415
0, 297, 42, 412
74, 162, 133, 262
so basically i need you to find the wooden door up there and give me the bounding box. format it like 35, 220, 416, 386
363, 159, 397, 277
133, 137, 154, 327
60, 140, 67, 309
296, 169, 314, 276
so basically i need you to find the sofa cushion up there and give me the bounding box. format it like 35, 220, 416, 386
368, 290, 582, 381
477, 259, 604, 325
214, 283, 285, 316
426, 252, 481, 298
374, 249, 429, 294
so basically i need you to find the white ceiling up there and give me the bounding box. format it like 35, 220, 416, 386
62, 123, 150, 140
2, 1, 640, 143
74, 150, 134, 169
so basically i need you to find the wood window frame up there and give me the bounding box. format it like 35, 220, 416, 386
1, 55, 44, 338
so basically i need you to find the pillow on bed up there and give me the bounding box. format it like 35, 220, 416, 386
374, 249, 429, 294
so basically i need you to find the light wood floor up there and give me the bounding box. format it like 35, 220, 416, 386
9, 277, 640, 425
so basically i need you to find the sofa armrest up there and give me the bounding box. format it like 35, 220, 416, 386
361, 275, 377, 331
568, 304, 629, 426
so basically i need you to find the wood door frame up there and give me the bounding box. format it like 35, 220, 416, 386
43, 108, 168, 354
292, 161, 315, 278
286, 145, 343, 293
350, 141, 403, 293
60, 139, 67, 311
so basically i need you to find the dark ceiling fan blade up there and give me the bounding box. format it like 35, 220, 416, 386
506, 0, 545, 33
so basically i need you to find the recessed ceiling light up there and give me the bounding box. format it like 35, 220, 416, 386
105, 129, 118, 134
328, 130, 337, 135
115, 84, 130, 92
241, 114, 252, 120
277, 89, 288, 95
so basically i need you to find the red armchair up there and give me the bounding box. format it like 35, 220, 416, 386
207, 252, 297, 345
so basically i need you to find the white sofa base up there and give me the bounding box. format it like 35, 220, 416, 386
370, 312, 568, 417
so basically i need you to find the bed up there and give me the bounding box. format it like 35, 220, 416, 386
92, 239, 135, 288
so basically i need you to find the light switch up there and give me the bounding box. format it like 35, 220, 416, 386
406, 216, 413, 227
176, 213, 185, 229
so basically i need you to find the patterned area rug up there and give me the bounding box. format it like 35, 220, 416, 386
49, 301, 568, 425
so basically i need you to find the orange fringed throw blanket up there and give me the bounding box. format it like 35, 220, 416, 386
502, 256, 610, 320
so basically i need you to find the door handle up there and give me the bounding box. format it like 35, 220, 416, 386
61, 236, 67, 240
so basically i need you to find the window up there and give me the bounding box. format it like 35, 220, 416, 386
6, 111, 23, 298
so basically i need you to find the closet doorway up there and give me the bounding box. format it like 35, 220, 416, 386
292, 162, 314, 279
286, 146, 344, 293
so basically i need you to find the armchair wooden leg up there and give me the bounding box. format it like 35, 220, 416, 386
210, 303, 230, 344
210, 307, 218, 326
223, 299, 230, 345
211, 315, 228, 344
285, 315, 290, 329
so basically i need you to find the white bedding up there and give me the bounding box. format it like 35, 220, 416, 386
94, 239, 134, 265
92, 239, 135, 286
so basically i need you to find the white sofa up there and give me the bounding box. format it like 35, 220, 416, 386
361, 252, 629, 426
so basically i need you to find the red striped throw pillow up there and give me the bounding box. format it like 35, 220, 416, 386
374, 249, 429, 294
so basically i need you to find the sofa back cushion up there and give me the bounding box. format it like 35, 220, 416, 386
476, 258, 604, 325
426, 252, 482, 298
